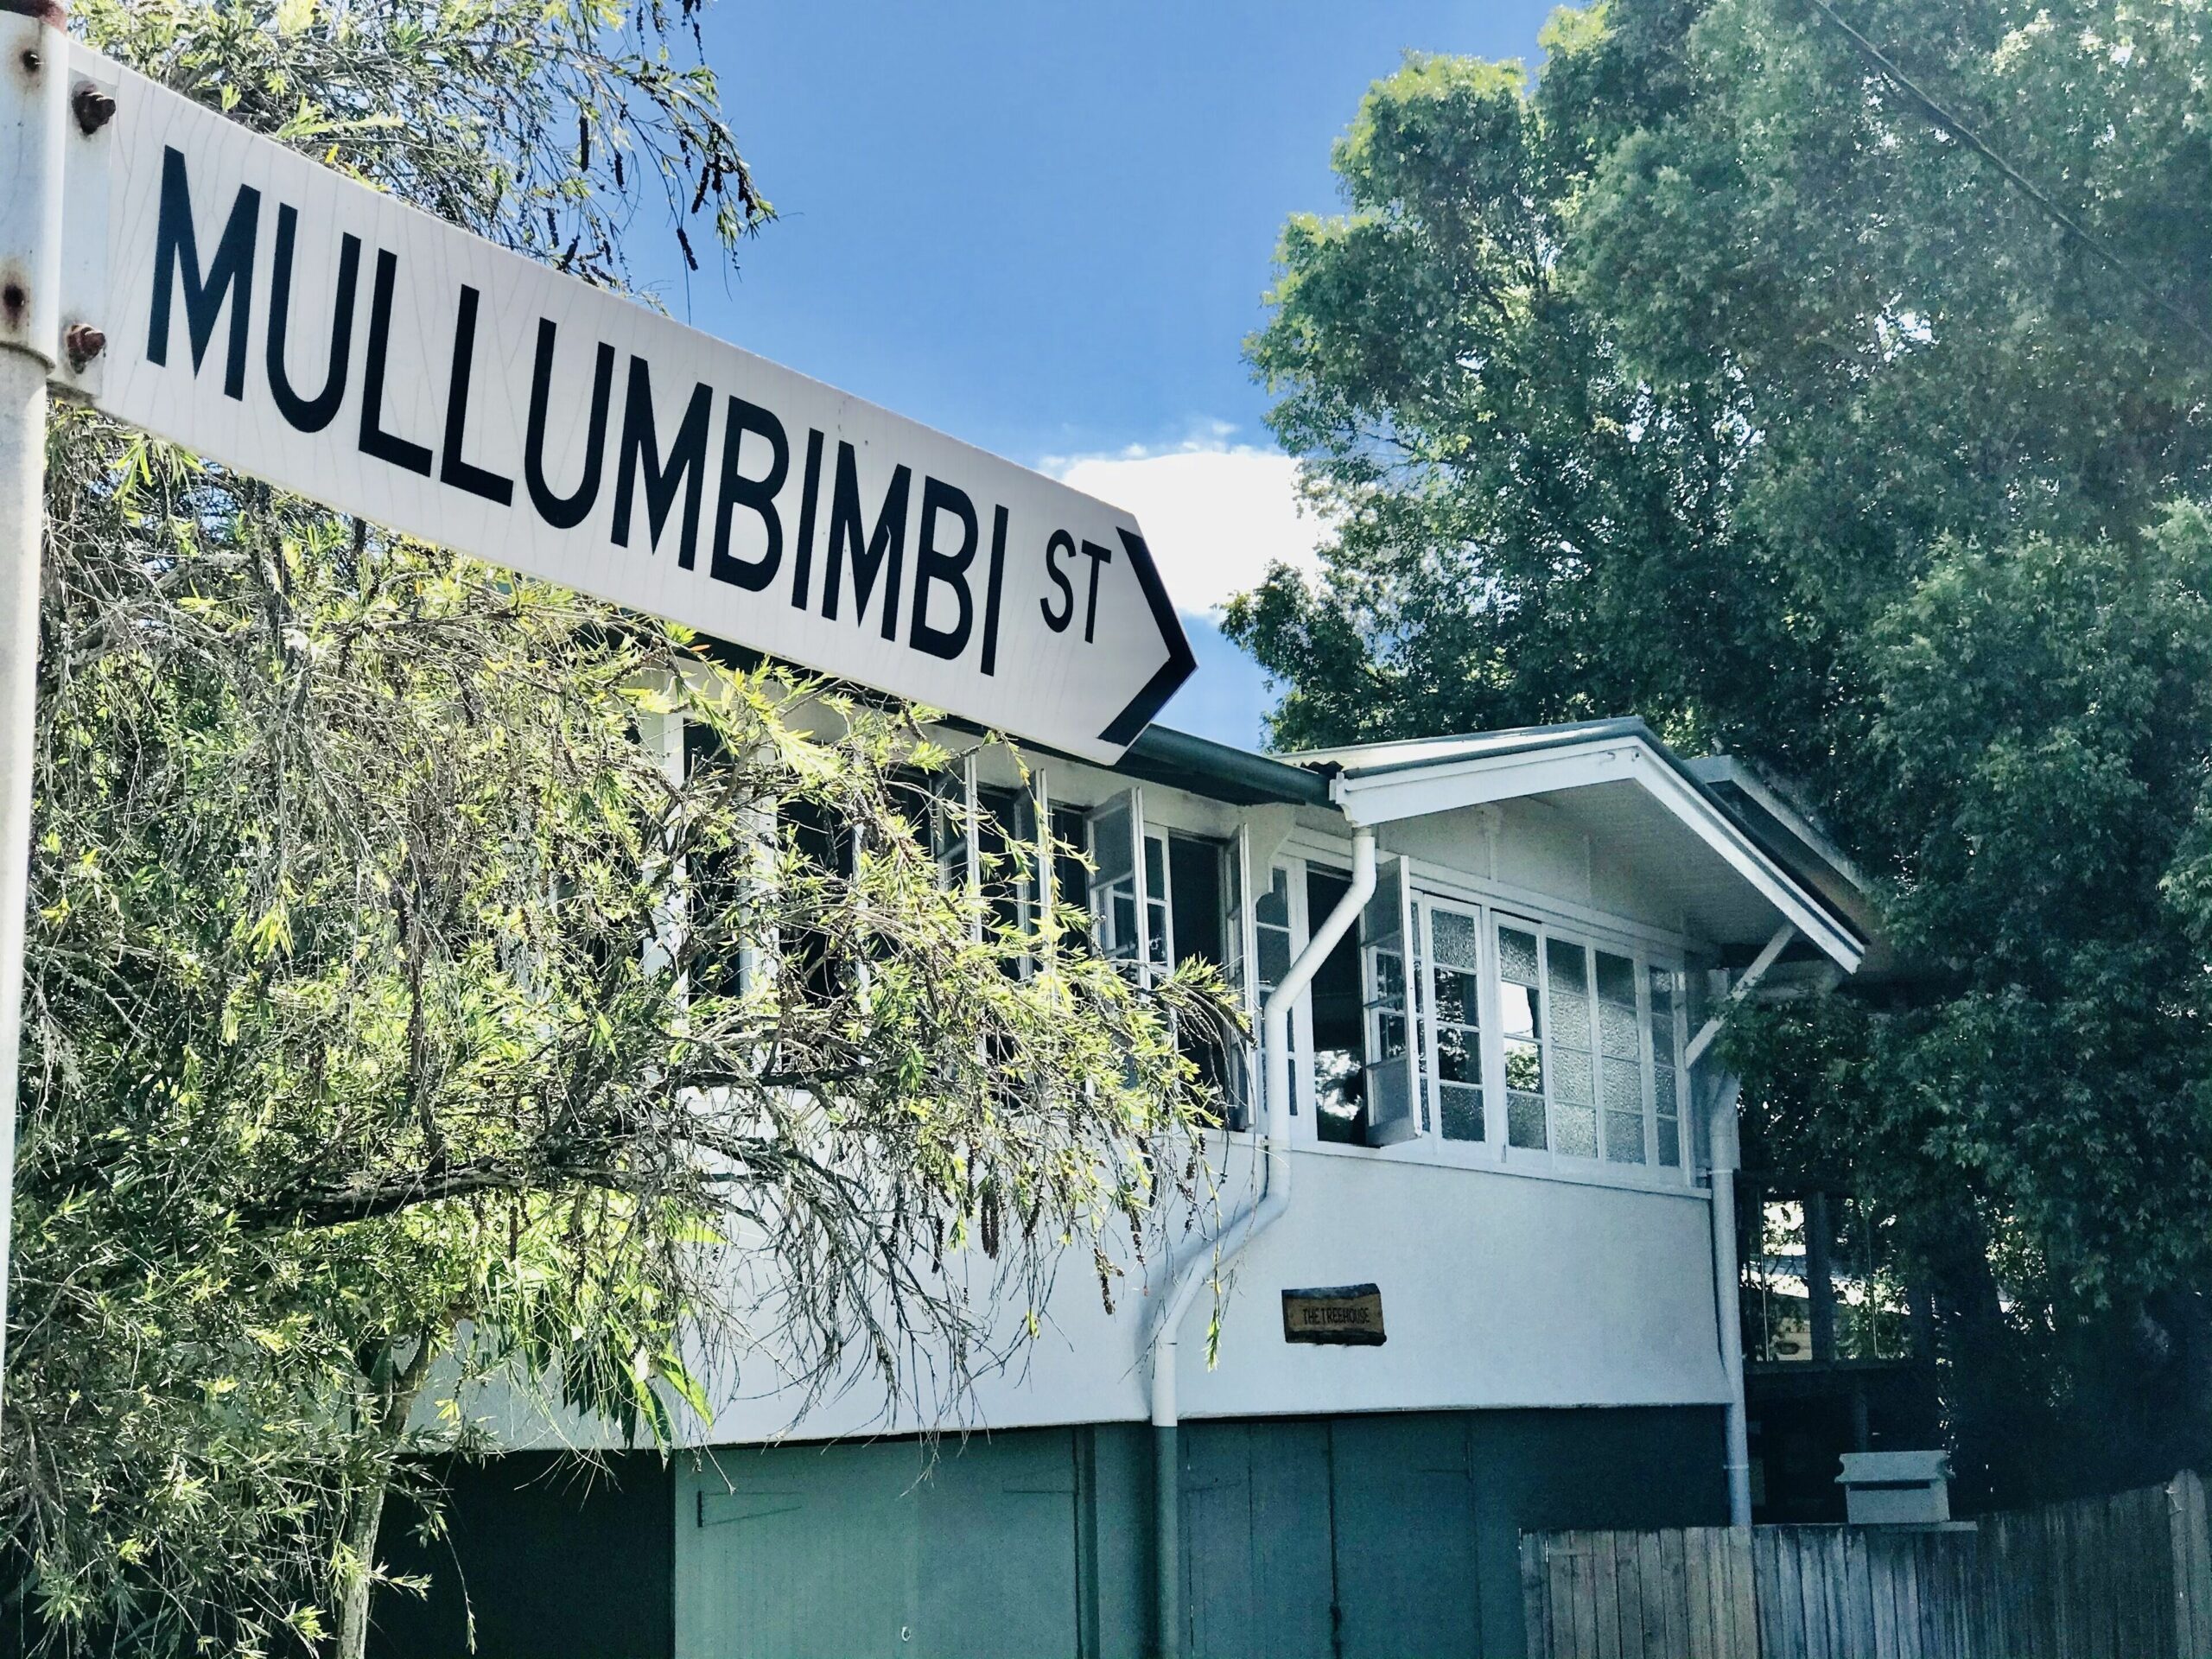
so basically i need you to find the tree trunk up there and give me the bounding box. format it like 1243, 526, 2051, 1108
334, 1330, 442, 1659
335, 1466, 393, 1659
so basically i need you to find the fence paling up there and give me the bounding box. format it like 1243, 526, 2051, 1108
1523, 1470, 2212, 1659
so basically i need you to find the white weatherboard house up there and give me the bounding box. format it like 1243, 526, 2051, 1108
376, 715, 1870, 1659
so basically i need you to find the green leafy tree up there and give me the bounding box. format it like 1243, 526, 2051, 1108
4, 3, 1229, 1655
1232, 0, 2212, 1502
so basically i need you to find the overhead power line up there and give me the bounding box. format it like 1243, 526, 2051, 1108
1801, 0, 2212, 359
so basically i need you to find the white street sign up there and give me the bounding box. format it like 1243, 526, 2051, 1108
49, 45, 1196, 762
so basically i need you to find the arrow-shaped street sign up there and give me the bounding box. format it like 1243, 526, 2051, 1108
37, 43, 1197, 763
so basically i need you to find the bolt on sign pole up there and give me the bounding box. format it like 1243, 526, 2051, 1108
0, 0, 69, 1419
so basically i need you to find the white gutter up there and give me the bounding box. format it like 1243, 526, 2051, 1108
1145, 827, 1375, 1659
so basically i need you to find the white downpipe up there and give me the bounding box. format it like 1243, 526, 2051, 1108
1146, 829, 1375, 1659
1708, 1075, 1752, 1527
1693, 925, 1792, 1530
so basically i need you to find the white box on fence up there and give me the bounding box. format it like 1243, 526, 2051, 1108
1837, 1449, 1952, 1525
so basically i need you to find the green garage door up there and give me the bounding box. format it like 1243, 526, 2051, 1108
675, 1431, 1082, 1659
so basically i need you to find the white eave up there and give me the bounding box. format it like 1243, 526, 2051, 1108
1294, 720, 1866, 975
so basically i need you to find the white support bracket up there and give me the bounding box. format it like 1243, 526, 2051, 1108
1684, 922, 1796, 1071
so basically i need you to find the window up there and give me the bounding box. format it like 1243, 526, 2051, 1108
1088, 791, 1166, 984
1361, 855, 1421, 1147
1650, 966, 1682, 1168
1167, 832, 1245, 1122
1491, 912, 1686, 1174
1250, 863, 1294, 1116
1307, 867, 1366, 1144
1425, 905, 1484, 1143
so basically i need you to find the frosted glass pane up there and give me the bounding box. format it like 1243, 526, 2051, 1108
1499, 926, 1540, 986
1553, 1044, 1594, 1104
1599, 999, 1641, 1058
1144, 834, 1166, 893
1596, 950, 1637, 1007
1547, 937, 1587, 994
1606, 1109, 1646, 1163
1433, 909, 1479, 969
1258, 927, 1291, 987
1604, 1057, 1642, 1114
1508, 1090, 1548, 1148
1654, 1065, 1677, 1116
1657, 1114, 1681, 1167
1440, 1081, 1484, 1142
1556, 1102, 1598, 1159
1551, 988, 1591, 1041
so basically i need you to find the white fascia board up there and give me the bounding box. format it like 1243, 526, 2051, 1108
1331, 736, 1866, 974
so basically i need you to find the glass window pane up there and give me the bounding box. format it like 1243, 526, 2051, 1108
1255, 866, 1290, 930
1504, 1039, 1543, 1094
1437, 1024, 1477, 1084
1657, 1115, 1681, 1167
1433, 966, 1477, 1028
1649, 968, 1677, 1066
1308, 868, 1365, 1143
1440, 1081, 1484, 1142
1508, 1089, 1548, 1149
1499, 982, 1539, 1041
1498, 925, 1540, 987
1548, 937, 1589, 994
1549, 938, 1590, 1047
1597, 950, 1640, 1058
1552, 1044, 1593, 1105
1654, 1065, 1677, 1117
1432, 909, 1479, 970
1606, 1111, 1646, 1163
1555, 1102, 1598, 1159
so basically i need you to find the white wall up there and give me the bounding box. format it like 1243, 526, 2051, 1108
620, 1140, 1731, 1450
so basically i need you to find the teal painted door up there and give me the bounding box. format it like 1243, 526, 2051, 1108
1329, 1415, 1482, 1659
1179, 1421, 1334, 1659
675, 1433, 1081, 1659
1179, 1415, 1484, 1659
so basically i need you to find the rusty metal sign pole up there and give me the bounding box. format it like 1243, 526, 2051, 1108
0, 0, 68, 1417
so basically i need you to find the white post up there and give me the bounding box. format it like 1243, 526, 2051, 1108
0, 0, 70, 1418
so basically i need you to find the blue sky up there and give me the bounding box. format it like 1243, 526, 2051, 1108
650, 1, 1559, 748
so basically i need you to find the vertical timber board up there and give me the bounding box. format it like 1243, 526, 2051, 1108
1728, 1528, 1762, 1659
1573, 1535, 1603, 1659
1684, 1529, 1719, 1659
1840, 1528, 1874, 1659
1522, 1536, 1552, 1659
1645, 1530, 1672, 1659
1552, 1536, 1586, 1659
1595, 1529, 1624, 1659
1613, 1534, 1646, 1659
1866, 1529, 1898, 1659
1764, 1528, 1802, 1659
2173, 1472, 2212, 1659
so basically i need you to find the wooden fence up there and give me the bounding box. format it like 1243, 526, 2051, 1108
1520, 1471, 2212, 1659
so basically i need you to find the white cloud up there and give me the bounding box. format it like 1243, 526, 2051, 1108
1050, 443, 1326, 618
